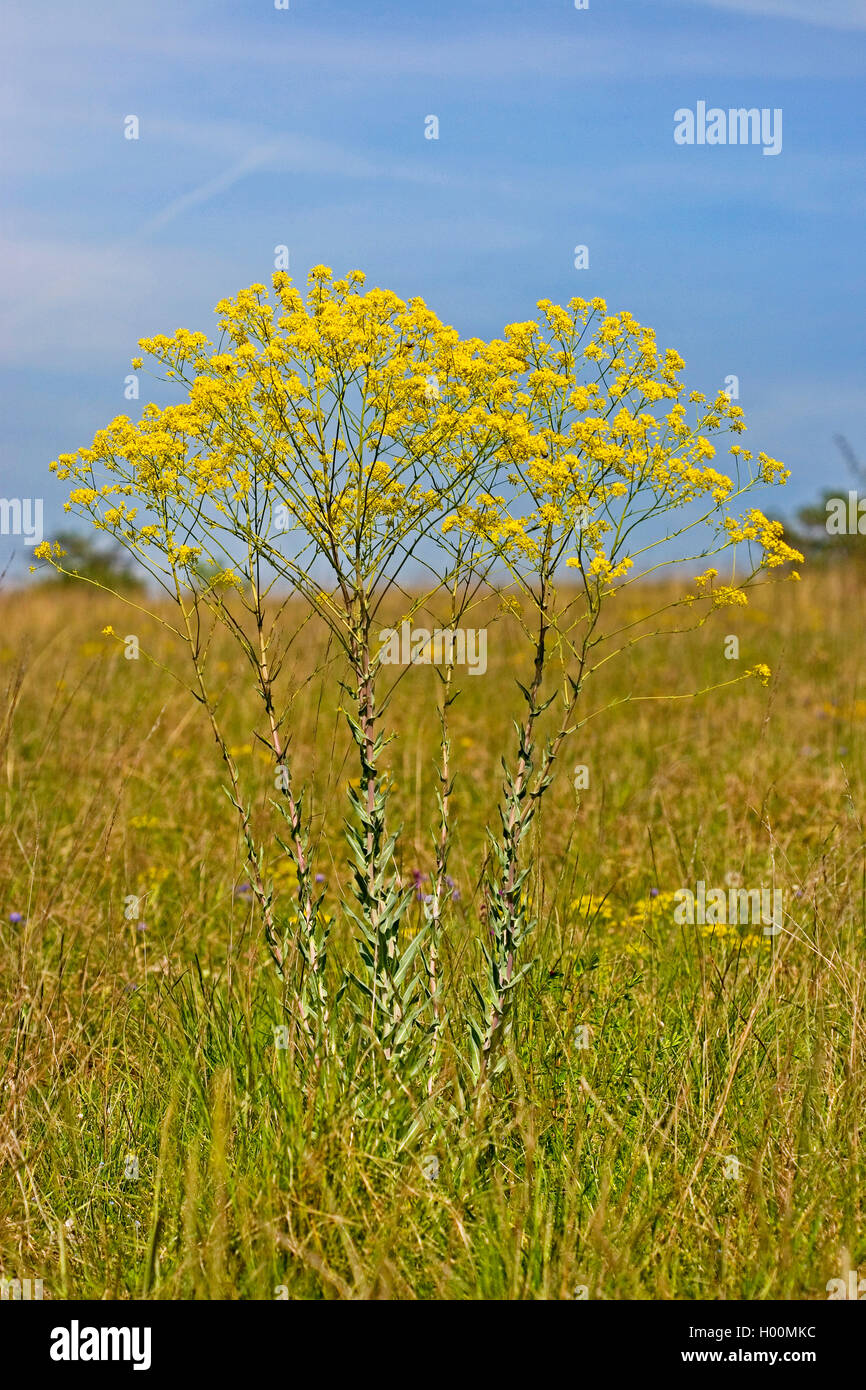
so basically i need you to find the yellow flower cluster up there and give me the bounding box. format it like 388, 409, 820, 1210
724, 510, 804, 568
571, 889, 771, 950
44, 266, 800, 610
685, 569, 750, 608
571, 889, 683, 933
746, 663, 772, 686
696, 922, 772, 949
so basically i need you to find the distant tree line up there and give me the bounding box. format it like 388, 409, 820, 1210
780, 436, 866, 564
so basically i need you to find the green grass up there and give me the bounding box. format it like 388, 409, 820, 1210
1, 567, 864, 1299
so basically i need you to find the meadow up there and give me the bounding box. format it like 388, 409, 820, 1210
1, 563, 864, 1300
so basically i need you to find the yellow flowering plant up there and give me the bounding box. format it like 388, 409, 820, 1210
43, 267, 513, 1082
41, 268, 801, 1103
454, 296, 801, 1086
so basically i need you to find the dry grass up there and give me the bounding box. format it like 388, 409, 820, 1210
0, 565, 864, 1299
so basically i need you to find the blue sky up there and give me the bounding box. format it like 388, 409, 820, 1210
2, 0, 864, 572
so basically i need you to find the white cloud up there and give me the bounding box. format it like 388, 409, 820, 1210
0, 237, 231, 368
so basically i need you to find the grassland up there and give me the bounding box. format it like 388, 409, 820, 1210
1, 564, 864, 1300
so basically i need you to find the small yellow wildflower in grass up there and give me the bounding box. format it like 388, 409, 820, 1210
571, 889, 681, 936
698, 923, 772, 951
571, 889, 772, 953
747, 663, 772, 686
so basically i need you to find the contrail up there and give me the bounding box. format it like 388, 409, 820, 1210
140, 142, 280, 235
